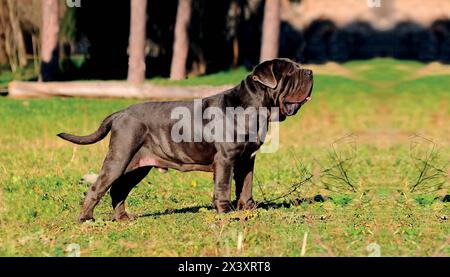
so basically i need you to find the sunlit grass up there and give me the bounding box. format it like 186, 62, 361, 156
148, 67, 249, 87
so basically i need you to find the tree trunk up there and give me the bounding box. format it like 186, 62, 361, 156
9, 81, 232, 99
260, 0, 281, 62
0, 37, 7, 66
0, 0, 28, 72
0, 1, 11, 68
40, 0, 60, 81
127, 0, 148, 86
170, 0, 192, 80
228, 0, 240, 67
6, 0, 27, 68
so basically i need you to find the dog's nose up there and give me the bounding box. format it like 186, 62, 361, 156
304, 70, 313, 76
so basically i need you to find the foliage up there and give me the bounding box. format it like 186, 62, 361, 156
60, 8, 78, 46
0, 64, 37, 88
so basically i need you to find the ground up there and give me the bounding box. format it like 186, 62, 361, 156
0, 59, 448, 256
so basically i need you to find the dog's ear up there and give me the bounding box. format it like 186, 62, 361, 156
252, 61, 277, 89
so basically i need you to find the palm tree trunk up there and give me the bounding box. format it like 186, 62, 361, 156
40, 0, 60, 81
127, 0, 148, 85
260, 0, 281, 62
170, 0, 192, 80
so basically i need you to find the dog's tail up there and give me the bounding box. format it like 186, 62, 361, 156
57, 113, 119, 145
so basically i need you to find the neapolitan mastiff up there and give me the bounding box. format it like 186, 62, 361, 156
58, 58, 313, 222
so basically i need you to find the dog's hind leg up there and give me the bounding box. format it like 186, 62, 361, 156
110, 166, 152, 221
78, 116, 148, 223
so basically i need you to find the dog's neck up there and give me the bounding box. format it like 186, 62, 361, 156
223, 76, 272, 109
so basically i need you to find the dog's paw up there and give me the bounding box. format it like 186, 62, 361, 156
237, 198, 257, 210
214, 200, 233, 213
113, 212, 135, 222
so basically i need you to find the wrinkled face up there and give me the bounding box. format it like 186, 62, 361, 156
251, 58, 313, 120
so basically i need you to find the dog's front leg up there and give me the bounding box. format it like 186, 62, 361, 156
212, 159, 233, 213
234, 156, 257, 210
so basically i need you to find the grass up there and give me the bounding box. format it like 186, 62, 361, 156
0, 63, 247, 89
0, 58, 449, 256
147, 67, 249, 87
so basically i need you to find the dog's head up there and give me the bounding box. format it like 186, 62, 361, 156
251, 58, 313, 120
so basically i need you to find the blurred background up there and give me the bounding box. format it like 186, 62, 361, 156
0, 0, 449, 89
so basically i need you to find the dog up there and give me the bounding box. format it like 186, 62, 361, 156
58, 58, 313, 222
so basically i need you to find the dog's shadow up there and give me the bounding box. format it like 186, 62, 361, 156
140, 205, 211, 218
139, 195, 328, 218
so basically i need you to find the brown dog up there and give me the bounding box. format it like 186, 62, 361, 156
58, 58, 313, 222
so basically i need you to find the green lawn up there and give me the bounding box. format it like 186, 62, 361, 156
148, 67, 249, 87
0, 59, 448, 256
